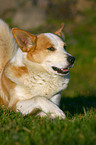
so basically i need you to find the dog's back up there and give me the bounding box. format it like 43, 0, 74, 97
0, 19, 17, 72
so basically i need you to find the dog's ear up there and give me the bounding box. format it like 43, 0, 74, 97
12, 28, 36, 52
54, 23, 65, 39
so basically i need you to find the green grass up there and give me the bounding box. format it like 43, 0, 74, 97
0, 102, 96, 145
1, 2, 96, 145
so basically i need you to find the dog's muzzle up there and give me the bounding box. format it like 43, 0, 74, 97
67, 55, 75, 65
52, 55, 75, 76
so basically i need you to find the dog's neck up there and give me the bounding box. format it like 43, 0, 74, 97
10, 48, 25, 66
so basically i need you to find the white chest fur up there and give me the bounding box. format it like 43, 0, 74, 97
7, 48, 69, 100
21, 70, 69, 99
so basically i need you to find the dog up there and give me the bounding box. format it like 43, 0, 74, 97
0, 20, 75, 119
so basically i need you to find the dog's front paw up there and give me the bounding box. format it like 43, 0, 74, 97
36, 112, 47, 118
36, 110, 66, 119
48, 110, 66, 120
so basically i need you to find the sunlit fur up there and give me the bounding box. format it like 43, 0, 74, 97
0, 19, 74, 119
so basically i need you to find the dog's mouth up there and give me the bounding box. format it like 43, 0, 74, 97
52, 66, 69, 75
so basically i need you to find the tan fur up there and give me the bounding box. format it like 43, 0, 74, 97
12, 28, 36, 52
11, 99, 19, 112
8, 64, 29, 77
1, 71, 16, 98
0, 20, 17, 72
0, 96, 6, 106
0, 20, 74, 119
0, 70, 21, 110
54, 23, 64, 39
27, 34, 55, 63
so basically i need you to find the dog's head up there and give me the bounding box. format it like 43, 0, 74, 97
12, 23, 75, 76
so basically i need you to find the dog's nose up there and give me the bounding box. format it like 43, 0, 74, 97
67, 55, 75, 64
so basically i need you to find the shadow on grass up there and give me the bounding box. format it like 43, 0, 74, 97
61, 93, 96, 117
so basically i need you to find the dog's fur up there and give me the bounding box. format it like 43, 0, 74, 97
0, 20, 75, 119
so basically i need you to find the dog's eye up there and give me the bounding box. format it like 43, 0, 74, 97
47, 47, 55, 51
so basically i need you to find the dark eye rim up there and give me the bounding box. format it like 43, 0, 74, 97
47, 47, 55, 51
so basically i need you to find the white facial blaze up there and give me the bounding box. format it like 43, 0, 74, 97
41, 33, 70, 73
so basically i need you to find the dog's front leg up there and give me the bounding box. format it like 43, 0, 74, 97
50, 93, 61, 106
37, 93, 61, 118
16, 96, 66, 119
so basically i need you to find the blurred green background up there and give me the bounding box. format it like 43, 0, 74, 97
0, 0, 96, 101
